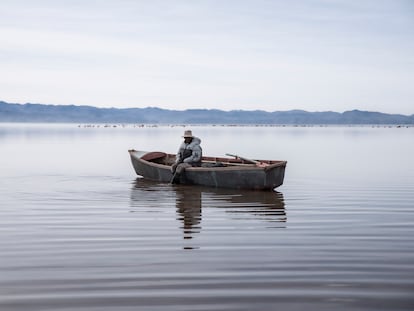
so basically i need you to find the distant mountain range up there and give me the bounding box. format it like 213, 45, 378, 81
1, 100, 413, 124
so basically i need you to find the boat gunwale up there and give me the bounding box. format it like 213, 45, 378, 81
129, 150, 287, 171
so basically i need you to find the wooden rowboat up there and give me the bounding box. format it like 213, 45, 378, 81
128, 149, 287, 191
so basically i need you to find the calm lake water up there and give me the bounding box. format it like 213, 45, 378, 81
1, 123, 414, 311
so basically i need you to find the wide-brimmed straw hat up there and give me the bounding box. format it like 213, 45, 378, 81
182, 130, 193, 138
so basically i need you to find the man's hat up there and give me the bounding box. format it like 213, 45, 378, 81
183, 130, 193, 138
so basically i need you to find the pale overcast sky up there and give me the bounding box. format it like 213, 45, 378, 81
1, 0, 413, 114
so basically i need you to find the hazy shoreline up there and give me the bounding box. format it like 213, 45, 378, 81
1, 101, 413, 125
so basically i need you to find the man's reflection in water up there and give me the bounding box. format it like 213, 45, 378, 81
175, 186, 202, 240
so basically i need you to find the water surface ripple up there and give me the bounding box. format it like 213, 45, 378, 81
1, 175, 413, 311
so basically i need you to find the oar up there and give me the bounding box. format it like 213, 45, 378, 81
170, 162, 182, 184
225, 153, 268, 167
170, 170, 178, 184
225, 153, 260, 164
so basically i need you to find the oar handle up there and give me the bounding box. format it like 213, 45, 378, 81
225, 153, 260, 164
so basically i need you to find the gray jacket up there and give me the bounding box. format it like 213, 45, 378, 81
175, 137, 202, 165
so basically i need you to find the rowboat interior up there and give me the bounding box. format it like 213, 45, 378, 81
140, 151, 284, 168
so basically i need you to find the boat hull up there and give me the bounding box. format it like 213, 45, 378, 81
128, 150, 286, 191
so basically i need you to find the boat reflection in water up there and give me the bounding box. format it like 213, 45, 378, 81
130, 178, 286, 242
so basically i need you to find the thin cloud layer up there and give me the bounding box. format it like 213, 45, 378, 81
1, 0, 413, 113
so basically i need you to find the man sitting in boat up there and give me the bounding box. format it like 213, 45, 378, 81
171, 130, 202, 183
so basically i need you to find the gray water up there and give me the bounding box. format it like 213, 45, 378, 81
1, 123, 413, 311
